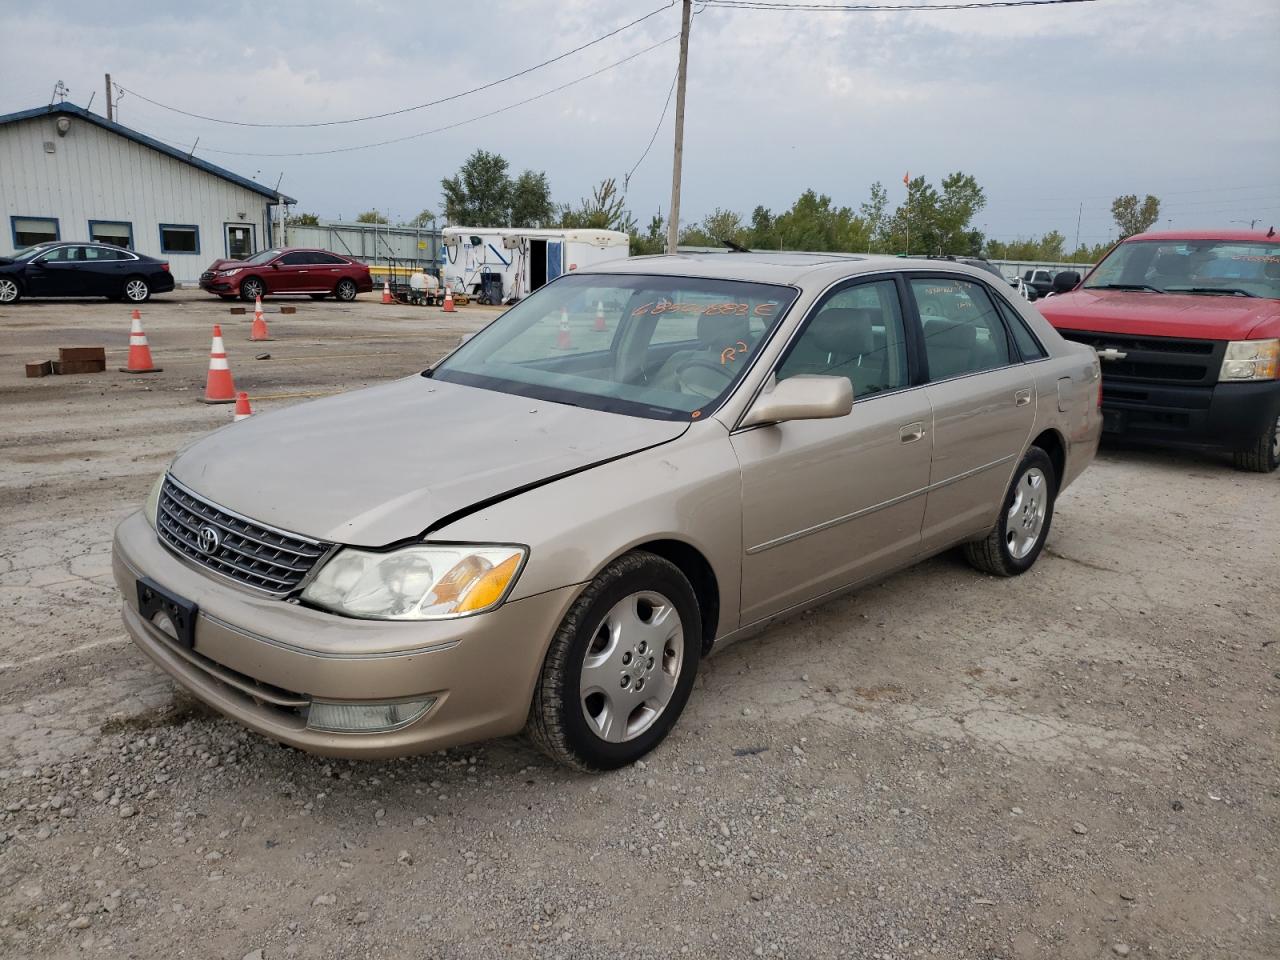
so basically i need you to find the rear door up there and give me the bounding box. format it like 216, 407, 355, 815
909, 275, 1038, 551
80, 245, 128, 295
310, 252, 348, 291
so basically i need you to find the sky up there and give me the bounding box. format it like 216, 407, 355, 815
3, 0, 1278, 248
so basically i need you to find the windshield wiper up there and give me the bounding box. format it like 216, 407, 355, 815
1165, 286, 1257, 298
1088, 283, 1160, 292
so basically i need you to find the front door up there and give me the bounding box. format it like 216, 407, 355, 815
732, 277, 933, 625
26, 246, 84, 296
907, 276, 1038, 550
226, 224, 254, 261
271, 251, 313, 293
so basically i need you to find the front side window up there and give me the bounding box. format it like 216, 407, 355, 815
159, 224, 199, 254
911, 277, 1011, 381
36, 245, 75, 263
280, 252, 313, 265
89, 221, 133, 248
776, 279, 909, 399
12, 216, 59, 247
431, 273, 797, 420
1085, 239, 1280, 299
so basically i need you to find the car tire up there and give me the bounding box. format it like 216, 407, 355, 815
334, 279, 358, 302
0, 277, 21, 304
1232, 414, 1280, 473
963, 446, 1057, 577
309, 293, 328, 301
123, 277, 151, 303
239, 277, 265, 302
527, 551, 702, 771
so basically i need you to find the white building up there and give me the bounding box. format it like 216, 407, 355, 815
0, 103, 294, 284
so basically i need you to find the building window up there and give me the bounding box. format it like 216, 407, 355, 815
159, 224, 200, 254
11, 216, 59, 247
89, 220, 134, 248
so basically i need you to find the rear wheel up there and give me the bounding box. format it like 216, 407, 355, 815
527, 551, 701, 771
1233, 415, 1280, 473
335, 278, 358, 301
239, 277, 265, 302
123, 277, 151, 303
964, 447, 1057, 577
0, 277, 20, 304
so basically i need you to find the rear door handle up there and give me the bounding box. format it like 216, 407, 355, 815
899, 422, 925, 443
1014, 389, 1032, 407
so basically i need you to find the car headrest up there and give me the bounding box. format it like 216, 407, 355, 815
924, 318, 977, 350
807, 308, 875, 356
697, 309, 750, 349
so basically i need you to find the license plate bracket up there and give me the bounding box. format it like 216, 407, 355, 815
136, 578, 198, 650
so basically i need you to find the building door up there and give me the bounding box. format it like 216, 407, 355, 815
546, 241, 564, 283
226, 224, 254, 260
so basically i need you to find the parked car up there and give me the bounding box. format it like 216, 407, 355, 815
0, 241, 175, 304
114, 253, 1101, 769
1039, 229, 1280, 471
199, 248, 373, 302
1023, 269, 1057, 298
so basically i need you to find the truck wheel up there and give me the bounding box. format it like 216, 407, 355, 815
963, 447, 1057, 577
1233, 415, 1280, 473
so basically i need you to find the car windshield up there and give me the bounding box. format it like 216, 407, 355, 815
240, 248, 283, 265
1084, 239, 1280, 299
430, 273, 798, 421
10, 245, 51, 262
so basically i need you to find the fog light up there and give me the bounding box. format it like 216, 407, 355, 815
306, 698, 435, 733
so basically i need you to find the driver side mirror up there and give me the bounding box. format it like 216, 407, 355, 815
270, 262, 281, 269
1052, 271, 1081, 294
741, 375, 853, 428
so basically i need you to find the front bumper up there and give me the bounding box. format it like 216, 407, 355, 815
1100, 378, 1280, 452
112, 511, 578, 758
199, 276, 236, 295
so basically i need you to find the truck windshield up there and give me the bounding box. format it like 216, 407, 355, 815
429, 273, 797, 421
1085, 240, 1280, 299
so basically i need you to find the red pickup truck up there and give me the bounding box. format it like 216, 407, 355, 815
1038, 229, 1280, 472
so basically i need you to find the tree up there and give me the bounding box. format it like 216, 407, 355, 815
747, 205, 778, 250
679, 207, 747, 248
355, 210, 388, 224
286, 212, 320, 227
441, 149, 512, 226
510, 170, 555, 228
880, 172, 985, 255
1111, 194, 1161, 239
405, 209, 436, 227
860, 182, 889, 252
630, 211, 666, 256
560, 178, 636, 233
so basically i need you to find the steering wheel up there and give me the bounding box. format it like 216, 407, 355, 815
675, 357, 736, 400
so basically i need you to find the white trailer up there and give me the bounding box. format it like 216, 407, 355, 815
441, 227, 629, 303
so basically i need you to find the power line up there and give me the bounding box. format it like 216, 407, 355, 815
130, 36, 680, 158
625, 68, 680, 191
114, 2, 675, 129
700, 0, 1097, 11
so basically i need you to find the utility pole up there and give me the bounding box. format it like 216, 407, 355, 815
1074, 202, 1082, 251
666, 0, 693, 255
105, 74, 113, 122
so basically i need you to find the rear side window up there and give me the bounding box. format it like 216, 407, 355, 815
994, 297, 1047, 360
311, 252, 348, 265
911, 277, 1011, 380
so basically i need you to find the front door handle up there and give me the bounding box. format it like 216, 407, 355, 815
1014, 388, 1032, 407
899, 422, 925, 443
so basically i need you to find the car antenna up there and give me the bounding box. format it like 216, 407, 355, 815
718, 236, 750, 253
1268, 226, 1275, 238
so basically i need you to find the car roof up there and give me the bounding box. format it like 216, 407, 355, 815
584, 251, 984, 287
1127, 229, 1276, 243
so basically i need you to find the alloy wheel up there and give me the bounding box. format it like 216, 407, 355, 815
124, 279, 149, 302
242, 279, 263, 300
0, 278, 18, 303
1272, 415, 1280, 461
579, 591, 684, 743
1006, 467, 1048, 560
336, 280, 356, 301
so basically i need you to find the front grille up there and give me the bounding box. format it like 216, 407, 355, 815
1058, 329, 1223, 386
157, 476, 331, 596
199, 271, 215, 282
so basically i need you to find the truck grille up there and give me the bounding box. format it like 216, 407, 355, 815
156, 476, 331, 596
1057, 329, 1223, 386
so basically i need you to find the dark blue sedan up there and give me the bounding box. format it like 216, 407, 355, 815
0, 241, 176, 304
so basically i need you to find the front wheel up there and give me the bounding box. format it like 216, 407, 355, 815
123, 277, 151, 303
1233, 415, 1280, 473
239, 277, 265, 302
334, 278, 358, 301
527, 551, 702, 771
0, 277, 20, 304
963, 447, 1057, 577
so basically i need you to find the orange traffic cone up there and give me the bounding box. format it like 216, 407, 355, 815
200, 324, 236, 404
594, 300, 606, 332
254, 294, 263, 315
233, 392, 253, 421
442, 287, 455, 313
119, 309, 162, 373
250, 302, 272, 341
381, 280, 393, 305
556, 307, 573, 350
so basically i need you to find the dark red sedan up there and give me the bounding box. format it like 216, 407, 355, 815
199, 248, 373, 302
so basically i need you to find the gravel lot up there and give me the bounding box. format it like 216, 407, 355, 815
1, 291, 1277, 959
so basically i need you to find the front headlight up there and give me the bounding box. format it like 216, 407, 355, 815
301, 544, 526, 620
143, 473, 165, 529
1219, 338, 1279, 382
217, 268, 241, 277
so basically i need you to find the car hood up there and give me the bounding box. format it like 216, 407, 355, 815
203, 258, 245, 273
1039, 288, 1280, 341
170, 376, 688, 546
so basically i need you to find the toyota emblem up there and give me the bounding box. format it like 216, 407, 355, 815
197, 524, 221, 556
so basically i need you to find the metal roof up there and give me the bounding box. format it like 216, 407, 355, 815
0, 103, 295, 204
